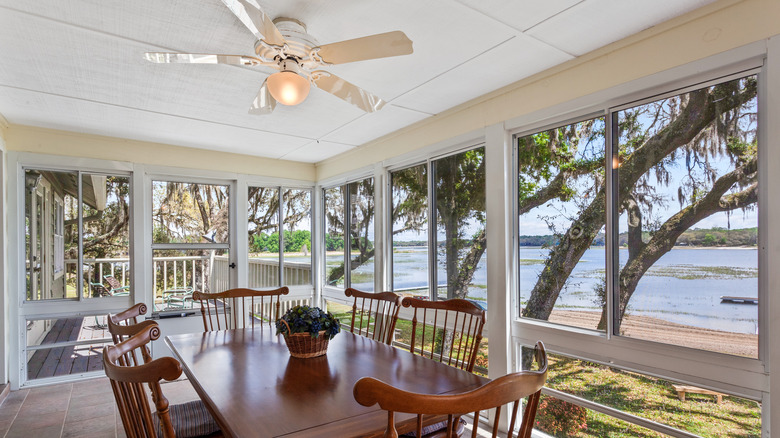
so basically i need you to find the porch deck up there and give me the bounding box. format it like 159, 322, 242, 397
27, 317, 110, 380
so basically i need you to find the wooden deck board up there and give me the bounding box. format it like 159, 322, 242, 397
26, 317, 108, 380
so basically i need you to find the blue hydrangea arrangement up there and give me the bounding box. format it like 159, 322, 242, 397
276, 305, 341, 340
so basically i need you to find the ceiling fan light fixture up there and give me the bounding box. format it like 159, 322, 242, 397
267, 70, 310, 106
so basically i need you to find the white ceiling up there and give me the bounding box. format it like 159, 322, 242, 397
0, 0, 716, 163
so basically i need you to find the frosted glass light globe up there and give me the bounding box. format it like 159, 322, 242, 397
267, 71, 311, 106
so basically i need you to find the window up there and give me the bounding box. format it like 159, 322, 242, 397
615, 75, 758, 356
283, 189, 312, 286
350, 179, 375, 291
324, 186, 345, 287
323, 178, 374, 290
152, 180, 229, 311
517, 117, 606, 330
517, 74, 758, 356
247, 186, 312, 288
435, 148, 487, 301
389, 147, 487, 304
22, 168, 131, 383
388, 147, 488, 371
521, 347, 761, 437
391, 164, 428, 295
514, 71, 761, 436
24, 170, 130, 301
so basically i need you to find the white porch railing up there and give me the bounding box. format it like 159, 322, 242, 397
71, 254, 312, 295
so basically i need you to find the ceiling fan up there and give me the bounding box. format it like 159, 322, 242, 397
145, 0, 413, 114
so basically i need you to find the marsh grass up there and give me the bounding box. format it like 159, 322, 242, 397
647, 265, 757, 280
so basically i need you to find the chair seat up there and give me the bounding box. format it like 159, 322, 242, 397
154, 400, 221, 438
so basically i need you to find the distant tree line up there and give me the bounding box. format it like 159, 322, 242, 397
251, 230, 311, 253
513, 227, 757, 248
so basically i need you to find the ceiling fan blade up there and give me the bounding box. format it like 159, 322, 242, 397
144, 52, 261, 66
219, 0, 286, 46
249, 79, 276, 114
314, 31, 413, 65
312, 71, 386, 113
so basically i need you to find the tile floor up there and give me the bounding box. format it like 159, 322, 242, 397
0, 377, 199, 438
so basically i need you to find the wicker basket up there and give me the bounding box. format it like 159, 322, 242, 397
279, 319, 330, 358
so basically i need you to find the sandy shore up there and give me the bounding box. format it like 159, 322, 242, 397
547, 310, 757, 358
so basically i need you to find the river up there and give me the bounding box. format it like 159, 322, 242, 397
334, 246, 758, 334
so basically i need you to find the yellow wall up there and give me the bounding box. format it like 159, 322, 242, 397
316, 0, 779, 180
6, 125, 316, 181
0, 115, 7, 152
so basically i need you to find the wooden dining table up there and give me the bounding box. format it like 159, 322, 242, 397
165, 327, 489, 438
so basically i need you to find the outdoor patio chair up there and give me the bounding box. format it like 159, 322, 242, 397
104, 275, 131, 296
103, 323, 221, 438
344, 288, 402, 344
400, 297, 486, 373
353, 341, 547, 438
164, 288, 195, 309
192, 287, 289, 331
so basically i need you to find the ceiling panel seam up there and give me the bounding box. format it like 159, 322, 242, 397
0, 82, 324, 141
387, 35, 517, 109
521, 0, 587, 33
0, 4, 257, 73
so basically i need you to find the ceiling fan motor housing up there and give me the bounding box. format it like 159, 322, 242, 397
254, 17, 318, 63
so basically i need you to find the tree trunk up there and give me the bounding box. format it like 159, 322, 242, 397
596, 158, 757, 329
524, 81, 756, 322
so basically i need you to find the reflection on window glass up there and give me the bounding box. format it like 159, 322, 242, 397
82, 174, 131, 298
521, 348, 761, 437
152, 181, 229, 244
152, 249, 228, 312
350, 178, 375, 292
391, 164, 428, 296
283, 189, 312, 286
248, 187, 280, 288
616, 75, 758, 357
25, 170, 78, 301
324, 187, 345, 287
435, 148, 486, 303
516, 118, 606, 331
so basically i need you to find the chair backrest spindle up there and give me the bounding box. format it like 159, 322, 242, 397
192, 287, 289, 331
401, 297, 485, 373
344, 288, 402, 345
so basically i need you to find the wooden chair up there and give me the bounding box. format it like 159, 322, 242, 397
192, 287, 289, 331
107, 303, 156, 366
103, 323, 221, 438
354, 341, 548, 438
344, 288, 402, 344
400, 297, 486, 373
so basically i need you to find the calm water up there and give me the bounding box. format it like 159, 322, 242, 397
358, 246, 757, 334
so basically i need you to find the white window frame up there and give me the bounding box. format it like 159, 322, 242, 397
8, 152, 135, 388
320, 171, 376, 304
245, 182, 316, 299
503, 42, 771, 436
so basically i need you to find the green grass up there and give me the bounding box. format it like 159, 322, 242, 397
543, 355, 761, 437
327, 302, 759, 437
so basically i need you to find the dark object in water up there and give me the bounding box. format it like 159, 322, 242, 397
720, 296, 758, 304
